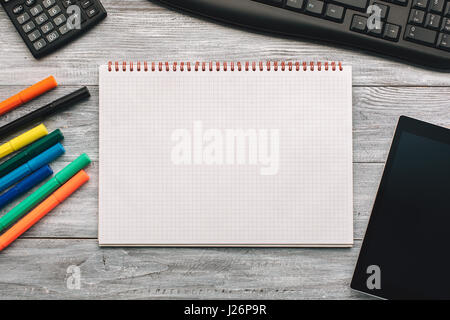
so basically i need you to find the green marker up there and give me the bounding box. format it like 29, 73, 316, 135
0, 153, 91, 232
0, 129, 64, 178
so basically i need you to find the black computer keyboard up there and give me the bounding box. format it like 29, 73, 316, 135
157, 0, 450, 71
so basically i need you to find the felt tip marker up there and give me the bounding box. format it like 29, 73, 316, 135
0, 143, 64, 193
0, 153, 91, 233
0, 87, 90, 137
0, 124, 48, 159
0, 165, 53, 210
0, 76, 57, 116
0, 129, 64, 179
0, 170, 89, 251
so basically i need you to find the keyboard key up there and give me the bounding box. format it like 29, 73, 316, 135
80, 0, 94, 9
41, 22, 54, 34
445, 2, 450, 17
28, 29, 41, 41
54, 14, 66, 26
412, 0, 428, 9
325, 4, 345, 22
86, 6, 99, 18
30, 4, 43, 16
393, 0, 408, 5
409, 9, 425, 25
383, 23, 400, 41
437, 32, 450, 50
331, 0, 368, 11
48, 5, 61, 17
305, 0, 325, 15
62, 0, 76, 8
374, 3, 389, 19
13, 4, 24, 15
33, 39, 46, 51
368, 22, 384, 36
429, 0, 445, 13
351, 15, 367, 32
425, 13, 441, 30
441, 18, 450, 33
46, 30, 59, 42
286, 0, 304, 9
25, 0, 36, 6
35, 13, 48, 25
42, 0, 56, 9
405, 24, 437, 45
22, 21, 35, 33
17, 12, 30, 24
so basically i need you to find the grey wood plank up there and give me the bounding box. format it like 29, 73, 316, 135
0, 239, 370, 299
0, 86, 448, 239
0, 0, 449, 87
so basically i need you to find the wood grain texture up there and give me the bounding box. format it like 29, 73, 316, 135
0, 0, 448, 300
0, 239, 368, 300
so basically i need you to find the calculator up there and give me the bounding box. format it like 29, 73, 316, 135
1, 0, 107, 58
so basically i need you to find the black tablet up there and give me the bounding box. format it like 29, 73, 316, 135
351, 116, 450, 300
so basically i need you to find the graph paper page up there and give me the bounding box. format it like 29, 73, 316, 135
99, 64, 353, 246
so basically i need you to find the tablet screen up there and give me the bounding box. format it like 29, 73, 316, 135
351, 117, 450, 300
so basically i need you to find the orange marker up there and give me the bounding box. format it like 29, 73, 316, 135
0, 76, 58, 116
0, 170, 89, 251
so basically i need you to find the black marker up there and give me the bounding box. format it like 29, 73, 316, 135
0, 87, 90, 138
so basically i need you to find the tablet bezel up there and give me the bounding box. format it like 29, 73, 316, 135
350, 116, 450, 300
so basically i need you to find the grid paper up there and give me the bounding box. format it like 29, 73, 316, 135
99, 64, 353, 246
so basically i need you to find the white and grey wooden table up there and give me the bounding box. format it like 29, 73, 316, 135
0, 0, 449, 300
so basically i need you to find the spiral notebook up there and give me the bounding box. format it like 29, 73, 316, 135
99, 61, 353, 247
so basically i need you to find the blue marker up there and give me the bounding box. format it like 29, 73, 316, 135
0, 165, 53, 209
0, 143, 64, 193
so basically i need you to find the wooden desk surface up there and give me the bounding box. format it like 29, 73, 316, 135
0, 0, 449, 299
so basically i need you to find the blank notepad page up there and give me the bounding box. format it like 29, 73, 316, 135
99, 62, 353, 246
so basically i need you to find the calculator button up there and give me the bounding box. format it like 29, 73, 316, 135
22, 21, 36, 33
41, 22, 54, 34
54, 14, 66, 26
13, 4, 24, 15
42, 0, 56, 9
28, 29, 41, 41
46, 30, 59, 43
86, 6, 98, 18
81, 0, 94, 8
30, 4, 43, 16
17, 12, 30, 24
35, 13, 48, 25
25, 0, 36, 6
62, 0, 76, 7
48, 5, 61, 17
383, 23, 400, 41
33, 38, 46, 50
59, 24, 71, 35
